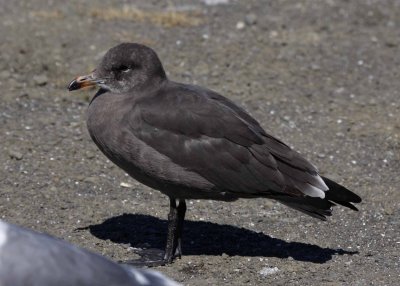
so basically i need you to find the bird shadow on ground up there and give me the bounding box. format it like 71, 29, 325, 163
79, 213, 357, 264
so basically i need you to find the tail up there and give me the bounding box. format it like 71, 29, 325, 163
322, 176, 362, 210
274, 177, 362, 221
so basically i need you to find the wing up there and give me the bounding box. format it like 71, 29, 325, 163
125, 82, 328, 200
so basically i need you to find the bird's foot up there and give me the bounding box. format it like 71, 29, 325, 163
120, 248, 169, 267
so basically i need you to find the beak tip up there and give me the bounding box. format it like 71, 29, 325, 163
68, 79, 79, 91
68, 73, 98, 91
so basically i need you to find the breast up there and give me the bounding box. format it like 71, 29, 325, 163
86, 92, 228, 200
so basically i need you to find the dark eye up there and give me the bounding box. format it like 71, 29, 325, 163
118, 65, 131, 72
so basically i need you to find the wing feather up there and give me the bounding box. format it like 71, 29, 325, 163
127, 83, 329, 199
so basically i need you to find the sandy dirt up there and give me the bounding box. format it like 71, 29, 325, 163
0, 0, 399, 285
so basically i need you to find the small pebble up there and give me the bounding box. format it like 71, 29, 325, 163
33, 74, 48, 86
270, 30, 278, 38
245, 13, 257, 25
84, 177, 99, 184
259, 266, 279, 277
221, 253, 229, 258
236, 21, 245, 30
120, 182, 133, 188
85, 151, 95, 159
202, 0, 229, 5
9, 149, 23, 160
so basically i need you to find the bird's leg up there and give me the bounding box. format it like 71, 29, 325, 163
174, 199, 186, 258
120, 198, 185, 267
164, 199, 186, 262
164, 197, 179, 263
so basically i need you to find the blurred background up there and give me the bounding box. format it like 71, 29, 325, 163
0, 0, 399, 285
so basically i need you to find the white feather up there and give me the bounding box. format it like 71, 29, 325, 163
315, 175, 329, 191
294, 180, 326, 199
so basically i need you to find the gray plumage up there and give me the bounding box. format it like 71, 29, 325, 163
0, 220, 180, 286
68, 43, 361, 263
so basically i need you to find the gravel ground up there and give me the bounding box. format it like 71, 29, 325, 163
0, 0, 399, 285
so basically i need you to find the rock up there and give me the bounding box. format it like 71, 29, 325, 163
202, 0, 229, 5
84, 176, 99, 184
120, 182, 133, 188
221, 253, 229, 259
259, 266, 279, 277
33, 74, 48, 86
245, 14, 257, 25
9, 149, 24, 160
75, 175, 85, 181
85, 151, 95, 159
270, 30, 278, 38
236, 21, 245, 30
